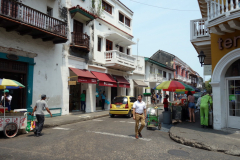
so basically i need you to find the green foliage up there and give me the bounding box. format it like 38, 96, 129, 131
91, 0, 104, 17
204, 78, 212, 93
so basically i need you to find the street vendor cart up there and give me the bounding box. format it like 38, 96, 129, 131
146, 107, 162, 130
0, 112, 27, 138
0, 78, 26, 138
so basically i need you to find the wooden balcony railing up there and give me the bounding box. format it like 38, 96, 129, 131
71, 32, 90, 50
0, 0, 67, 37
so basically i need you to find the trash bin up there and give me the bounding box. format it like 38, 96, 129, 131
163, 110, 171, 124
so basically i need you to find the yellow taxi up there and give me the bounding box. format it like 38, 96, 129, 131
109, 96, 137, 118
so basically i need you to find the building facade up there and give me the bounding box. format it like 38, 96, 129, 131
173, 56, 203, 89
191, 0, 240, 129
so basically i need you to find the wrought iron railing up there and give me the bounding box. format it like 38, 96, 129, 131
71, 32, 90, 49
0, 0, 67, 37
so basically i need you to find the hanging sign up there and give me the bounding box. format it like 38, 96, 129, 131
68, 81, 77, 85
204, 65, 212, 76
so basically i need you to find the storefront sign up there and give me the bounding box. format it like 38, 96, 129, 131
78, 77, 97, 84
99, 81, 117, 87
204, 65, 212, 75
218, 36, 240, 50
68, 81, 77, 85
119, 83, 130, 88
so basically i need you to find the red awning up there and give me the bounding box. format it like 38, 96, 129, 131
69, 67, 97, 84
91, 71, 117, 87
112, 75, 130, 88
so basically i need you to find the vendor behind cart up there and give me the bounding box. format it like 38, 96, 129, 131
0, 89, 12, 111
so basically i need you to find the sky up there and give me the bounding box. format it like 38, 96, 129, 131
120, 0, 206, 78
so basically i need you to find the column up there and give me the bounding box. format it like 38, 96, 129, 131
106, 86, 111, 110
86, 84, 95, 113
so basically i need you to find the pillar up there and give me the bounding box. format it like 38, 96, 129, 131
86, 84, 95, 113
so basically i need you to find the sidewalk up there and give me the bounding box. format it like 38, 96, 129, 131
169, 112, 240, 156
43, 111, 109, 128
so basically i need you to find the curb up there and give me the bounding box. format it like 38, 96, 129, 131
43, 114, 109, 128
169, 127, 240, 157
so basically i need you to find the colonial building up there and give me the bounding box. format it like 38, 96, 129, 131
0, 0, 68, 115
66, 0, 136, 112
191, 0, 240, 129
173, 56, 203, 89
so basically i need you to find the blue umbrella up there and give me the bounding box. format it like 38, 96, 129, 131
191, 86, 201, 92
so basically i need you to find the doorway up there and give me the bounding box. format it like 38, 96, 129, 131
69, 83, 81, 111
0, 59, 27, 110
227, 79, 240, 129
111, 87, 117, 103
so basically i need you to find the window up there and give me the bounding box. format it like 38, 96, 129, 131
119, 12, 124, 23
158, 69, 162, 76
119, 46, 123, 52
163, 71, 166, 78
112, 97, 128, 104
169, 73, 172, 80
106, 39, 113, 51
102, 1, 112, 14
150, 67, 154, 74
47, 7, 53, 16
176, 66, 178, 74
127, 49, 130, 55
98, 37, 102, 52
130, 97, 137, 103
125, 17, 130, 27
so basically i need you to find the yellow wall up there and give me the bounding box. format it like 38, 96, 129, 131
211, 30, 240, 71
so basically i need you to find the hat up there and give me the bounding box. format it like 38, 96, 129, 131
3, 89, 9, 93
41, 94, 46, 99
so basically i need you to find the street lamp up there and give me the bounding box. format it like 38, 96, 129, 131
198, 51, 206, 67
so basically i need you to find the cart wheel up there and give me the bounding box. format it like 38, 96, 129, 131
158, 123, 162, 130
4, 123, 18, 138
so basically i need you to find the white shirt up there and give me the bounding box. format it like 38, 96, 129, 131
1, 95, 12, 105
133, 100, 146, 114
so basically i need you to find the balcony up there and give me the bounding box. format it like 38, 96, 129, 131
190, 18, 211, 65
207, 0, 240, 25
147, 74, 163, 82
70, 32, 90, 52
0, 0, 67, 44
104, 50, 136, 71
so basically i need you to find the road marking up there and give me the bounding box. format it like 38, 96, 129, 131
92, 119, 103, 121
53, 127, 73, 131
87, 131, 151, 141
128, 122, 135, 124
79, 116, 90, 118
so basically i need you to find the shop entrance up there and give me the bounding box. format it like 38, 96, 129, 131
69, 83, 81, 111
111, 87, 117, 103
0, 59, 27, 110
96, 84, 105, 110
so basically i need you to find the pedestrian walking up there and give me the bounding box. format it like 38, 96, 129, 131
101, 91, 106, 110
163, 95, 169, 111
133, 95, 146, 139
187, 91, 195, 123
160, 93, 162, 103
200, 92, 213, 128
156, 93, 159, 103
80, 90, 86, 112
32, 94, 52, 137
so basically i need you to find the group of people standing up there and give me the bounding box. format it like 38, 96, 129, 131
187, 91, 213, 128
151, 92, 162, 104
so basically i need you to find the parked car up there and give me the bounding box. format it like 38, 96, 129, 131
193, 92, 202, 103
109, 96, 137, 118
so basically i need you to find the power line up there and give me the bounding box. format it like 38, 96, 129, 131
128, 0, 199, 11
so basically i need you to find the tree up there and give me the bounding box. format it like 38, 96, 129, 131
204, 78, 212, 93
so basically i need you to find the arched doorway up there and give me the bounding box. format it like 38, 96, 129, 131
211, 48, 240, 130
226, 59, 240, 129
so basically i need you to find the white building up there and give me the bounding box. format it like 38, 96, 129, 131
66, 0, 136, 113
0, 0, 69, 115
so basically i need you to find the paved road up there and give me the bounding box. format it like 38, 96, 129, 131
0, 116, 238, 160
